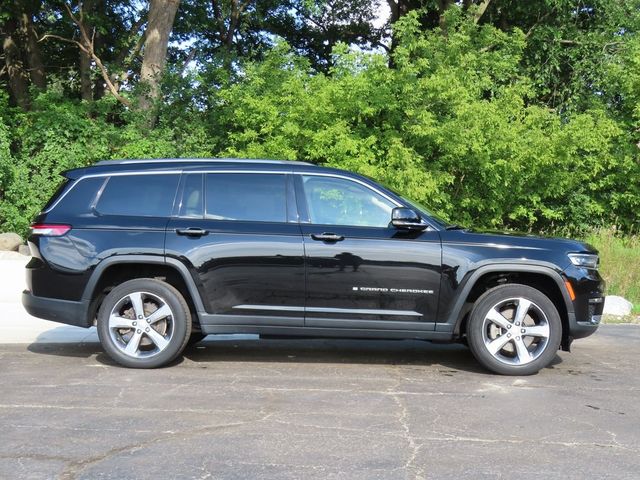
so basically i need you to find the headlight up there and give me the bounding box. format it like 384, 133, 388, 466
568, 253, 599, 269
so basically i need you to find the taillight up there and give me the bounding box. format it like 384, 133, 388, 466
30, 224, 71, 236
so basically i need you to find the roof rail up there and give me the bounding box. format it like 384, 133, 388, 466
95, 158, 313, 166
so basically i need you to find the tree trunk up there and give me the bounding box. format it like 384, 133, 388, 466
473, 0, 492, 24
2, 19, 30, 109
79, 50, 93, 101
211, 0, 246, 71
20, 11, 46, 90
92, 29, 106, 101
438, 0, 453, 30
78, 0, 98, 101
139, 0, 180, 125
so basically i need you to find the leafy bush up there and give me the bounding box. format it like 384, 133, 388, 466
586, 229, 640, 313
0, 11, 638, 237
211, 14, 638, 234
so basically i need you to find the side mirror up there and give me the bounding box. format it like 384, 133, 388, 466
391, 207, 427, 231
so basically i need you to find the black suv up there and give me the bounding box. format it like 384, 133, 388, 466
22, 159, 604, 374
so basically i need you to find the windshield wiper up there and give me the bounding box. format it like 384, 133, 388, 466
445, 224, 465, 230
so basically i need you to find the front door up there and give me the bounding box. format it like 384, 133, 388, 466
165, 172, 305, 328
297, 174, 442, 331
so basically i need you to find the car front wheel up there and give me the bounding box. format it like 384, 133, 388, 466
467, 284, 562, 375
97, 278, 192, 368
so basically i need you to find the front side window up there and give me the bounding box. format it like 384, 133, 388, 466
301, 175, 395, 228
205, 173, 287, 223
96, 174, 180, 217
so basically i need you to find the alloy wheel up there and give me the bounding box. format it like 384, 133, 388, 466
107, 291, 175, 359
481, 297, 551, 366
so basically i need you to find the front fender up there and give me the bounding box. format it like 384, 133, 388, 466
435, 263, 574, 335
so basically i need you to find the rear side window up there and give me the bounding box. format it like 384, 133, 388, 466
47, 177, 105, 215
96, 174, 180, 217
42, 179, 71, 212
205, 173, 287, 222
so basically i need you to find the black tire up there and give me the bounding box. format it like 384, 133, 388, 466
97, 278, 192, 368
467, 284, 562, 375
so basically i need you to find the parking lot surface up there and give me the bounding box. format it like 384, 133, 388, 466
1, 325, 639, 480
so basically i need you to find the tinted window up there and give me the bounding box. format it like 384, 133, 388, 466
43, 179, 71, 211
206, 173, 287, 222
178, 174, 203, 218
47, 177, 105, 215
96, 174, 179, 217
302, 175, 395, 227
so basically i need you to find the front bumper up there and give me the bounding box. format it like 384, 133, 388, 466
563, 264, 605, 340
22, 290, 91, 328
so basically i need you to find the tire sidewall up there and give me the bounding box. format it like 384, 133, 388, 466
467, 284, 562, 376
97, 278, 192, 368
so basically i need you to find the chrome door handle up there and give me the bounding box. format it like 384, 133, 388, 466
311, 233, 344, 242
176, 227, 208, 237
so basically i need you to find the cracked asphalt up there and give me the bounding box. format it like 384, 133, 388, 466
1, 325, 639, 480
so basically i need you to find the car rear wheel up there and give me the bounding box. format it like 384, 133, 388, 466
97, 278, 192, 368
467, 284, 562, 375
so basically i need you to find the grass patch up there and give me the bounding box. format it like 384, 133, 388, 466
585, 229, 640, 314
601, 314, 640, 325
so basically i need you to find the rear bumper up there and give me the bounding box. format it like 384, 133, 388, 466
22, 290, 91, 328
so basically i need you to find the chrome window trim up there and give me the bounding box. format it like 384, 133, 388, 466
80, 171, 182, 178
42, 179, 77, 214
296, 172, 436, 231
44, 169, 437, 230
296, 172, 401, 207
92, 172, 182, 218
44, 171, 182, 213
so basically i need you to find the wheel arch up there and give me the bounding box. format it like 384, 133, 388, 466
450, 264, 573, 350
81, 256, 207, 326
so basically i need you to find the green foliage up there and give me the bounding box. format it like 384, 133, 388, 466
0, 92, 116, 234
0, 91, 214, 235
0, 115, 13, 208
586, 229, 640, 313
209, 13, 638, 233
0, 5, 638, 238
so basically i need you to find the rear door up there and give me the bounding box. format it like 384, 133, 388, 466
165, 170, 305, 328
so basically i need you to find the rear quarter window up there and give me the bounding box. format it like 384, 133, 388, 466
42, 178, 71, 212
46, 177, 105, 215
96, 174, 180, 217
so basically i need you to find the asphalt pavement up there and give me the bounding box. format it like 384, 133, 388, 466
1, 325, 639, 479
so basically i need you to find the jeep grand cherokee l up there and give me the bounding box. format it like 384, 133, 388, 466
22, 158, 604, 374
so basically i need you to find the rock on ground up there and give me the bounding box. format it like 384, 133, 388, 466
0, 232, 23, 251
603, 295, 633, 316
